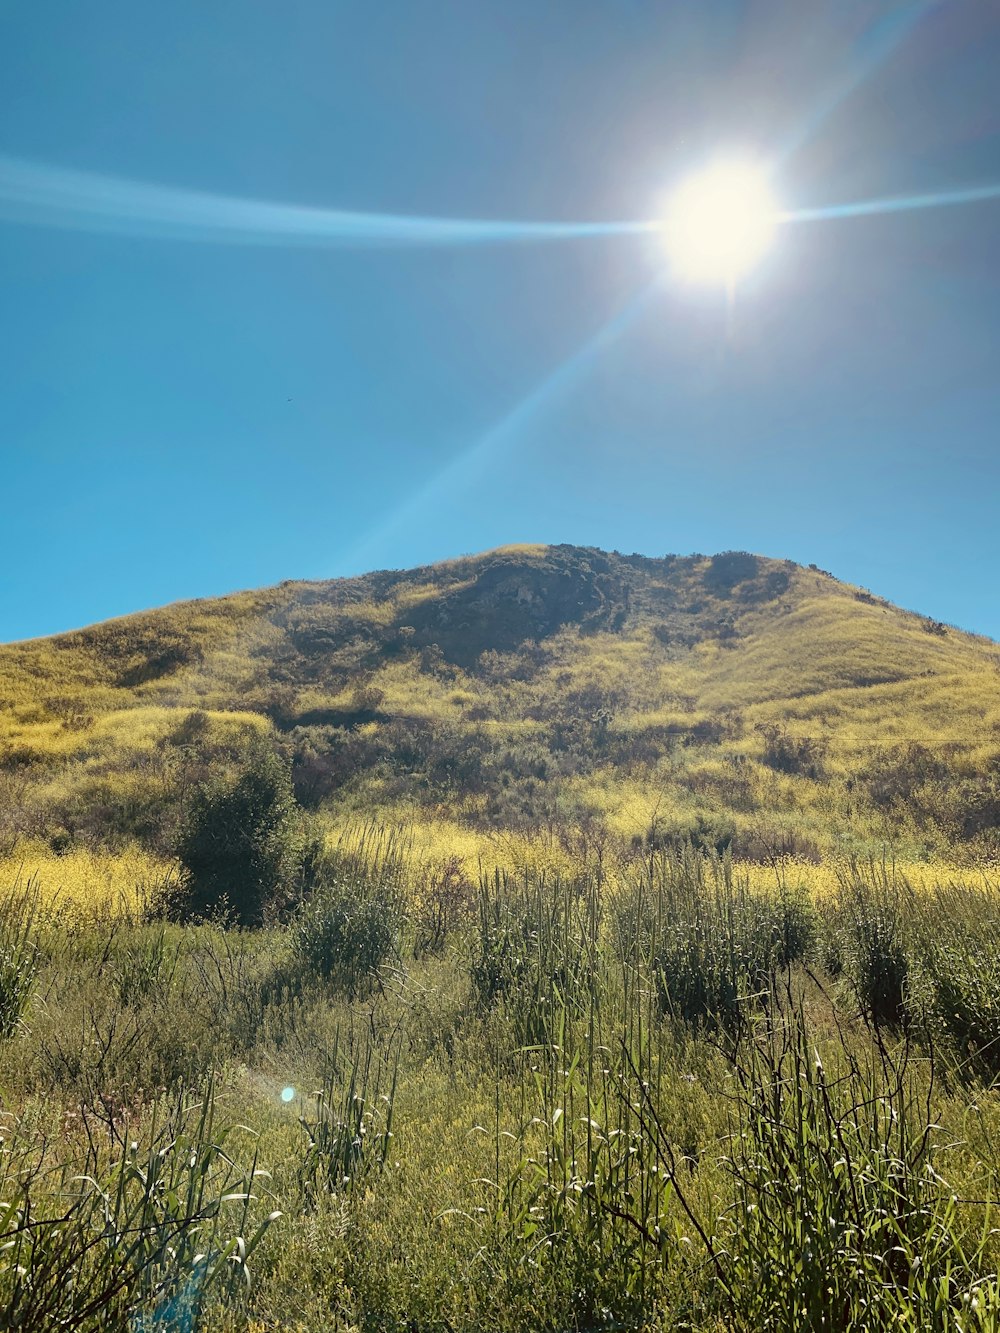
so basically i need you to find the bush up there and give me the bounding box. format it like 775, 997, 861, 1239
175, 747, 304, 927
831, 868, 911, 1029
755, 722, 826, 778
703, 550, 759, 593
293, 852, 403, 997
413, 856, 476, 957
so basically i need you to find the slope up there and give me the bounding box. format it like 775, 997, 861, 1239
1, 544, 998, 870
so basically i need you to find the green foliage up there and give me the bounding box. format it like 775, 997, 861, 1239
910, 883, 1000, 1082
471, 870, 601, 1048
1, 852, 1000, 1328
293, 878, 399, 997
293, 838, 404, 996
703, 549, 759, 593
482, 888, 1000, 1332
412, 855, 476, 957
829, 866, 912, 1029
756, 720, 827, 778
175, 746, 303, 926
297, 1027, 400, 1204
613, 849, 815, 1032
715, 1009, 998, 1332
489, 1028, 677, 1329
0, 1079, 279, 1331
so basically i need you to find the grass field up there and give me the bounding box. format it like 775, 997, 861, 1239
2, 838, 1000, 1330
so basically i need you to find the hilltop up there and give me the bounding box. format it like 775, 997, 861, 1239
2, 543, 999, 867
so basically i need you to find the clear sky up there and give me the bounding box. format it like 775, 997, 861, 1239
2, 0, 999, 642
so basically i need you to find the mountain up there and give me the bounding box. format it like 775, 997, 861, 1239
2, 544, 999, 864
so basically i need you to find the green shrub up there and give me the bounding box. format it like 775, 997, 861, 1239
755, 722, 827, 778
833, 867, 911, 1029
175, 746, 304, 927
293, 862, 402, 997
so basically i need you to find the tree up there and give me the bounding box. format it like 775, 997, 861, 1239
175, 745, 302, 926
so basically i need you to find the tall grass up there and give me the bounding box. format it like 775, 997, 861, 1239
489, 986, 1000, 1329
0, 1079, 279, 1331
910, 880, 1000, 1083
293, 826, 407, 996
825, 860, 912, 1028
825, 864, 1000, 1082
472, 869, 602, 1050
297, 1023, 401, 1204
611, 847, 814, 1033
0, 881, 38, 1039
0, 847, 999, 1329
714, 1004, 998, 1331
470, 855, 1000, 1329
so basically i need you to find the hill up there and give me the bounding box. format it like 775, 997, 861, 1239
2, 543, 999, 879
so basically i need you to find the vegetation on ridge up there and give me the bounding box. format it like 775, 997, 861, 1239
1, 544, 998, 914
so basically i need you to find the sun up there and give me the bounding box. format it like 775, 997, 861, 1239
662, 159, 779, 286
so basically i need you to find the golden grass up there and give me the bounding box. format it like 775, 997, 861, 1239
2, 843, 177, 917
1, 545, 997, 879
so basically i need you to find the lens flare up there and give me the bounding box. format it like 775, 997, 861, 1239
0, 153, 651, 249
662, 160, 779, 285
280, 1086, 296, 1103
779, 182, 1000, 226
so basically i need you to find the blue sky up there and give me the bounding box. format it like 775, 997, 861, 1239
2, 0, 999, 641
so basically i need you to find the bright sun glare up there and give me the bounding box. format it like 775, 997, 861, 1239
662, 160, 779, 286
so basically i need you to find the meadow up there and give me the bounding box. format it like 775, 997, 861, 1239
2, 545, 1000, 1328
2, 837, 1000, 1330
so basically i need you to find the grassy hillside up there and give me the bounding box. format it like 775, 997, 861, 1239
1, 541, 1000, 874
2, 544, 999, 902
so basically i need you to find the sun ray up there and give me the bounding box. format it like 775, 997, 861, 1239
342, 284, 659, 573
778, 2, 935, 165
